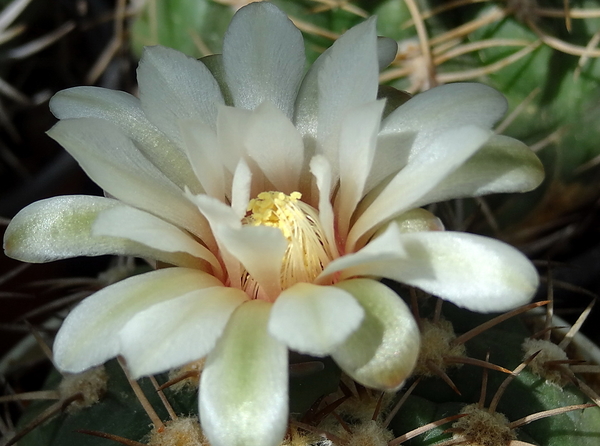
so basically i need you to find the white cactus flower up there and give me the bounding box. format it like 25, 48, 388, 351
3, 3, 544, 446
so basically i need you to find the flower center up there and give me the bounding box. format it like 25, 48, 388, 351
242, 191, 334, 293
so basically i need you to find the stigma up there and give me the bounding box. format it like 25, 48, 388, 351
242, 191, 334, 294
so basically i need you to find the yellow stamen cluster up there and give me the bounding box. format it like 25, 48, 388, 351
243, 191, 334, 292
245, 191, 303, 239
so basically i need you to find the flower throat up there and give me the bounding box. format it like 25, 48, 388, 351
242, 191, 334, 298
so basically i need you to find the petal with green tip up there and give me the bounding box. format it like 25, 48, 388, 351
53, 268, 223, 373
387, 208, 445, 234
120, 286, 248, 378
268, 282, 364, 356
323, 224, 539, 313
3, 195, 202, 268
200, 300, 288, 446
417, 134, 545, 205
376, 37, 398, 70
332, 279, 420, 390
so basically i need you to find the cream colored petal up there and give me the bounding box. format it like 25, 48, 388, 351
379, 83, 507, 160
383, 208, 445, 234
216, 225, 285, 301
3, 196, 201, 268
216, 105, 253, 174
200, 300, 288, 446
180, 120, 226, 201
332, 279, 420, 390
230, 158, 252, 220
137, 46, 224, 140
49, 86, 201, 193
318, 225, 400, 285
194, 195, 287, 300
348, 125, 491, 250
416, 134, 545, 206
309, 155, 337, 257
367, 83, 508, 192
336, 100, 385, 237
47, 118, 214, 244
366, 131, 412, 194
268, 282, 364, 356
365, 131, 412, 194
120, 286, 248, 378
325, 224, 539, 313
191, 193, 241, 229
189, 194, 243, 289
53, 268, 223, 373
223, 2, 305, 118
93, 205, 222, 277
244, 101, 304, 194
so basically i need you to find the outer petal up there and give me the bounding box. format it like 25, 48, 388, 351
137, 46, 224, 140
295, 17, 379, 159
416, 134, 545, 205
379, 83, 507, 160
348, 125, 491, 249
268, 282, 364, 356
200, 54, 233, 105
200, 300, 288, 446
53, 268, 223, 373
367, 83, 508, 192
377, 37, 398, 70
3, 196, 202, 268
315, 17, 379, 169
390, 208, 445, 234
49, 86, 201, 193
332, 279, 420, 390
120, 286, 248, 378
223, 2, 305, 118
47, 118, 213, 243
323, 224, 539, 313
